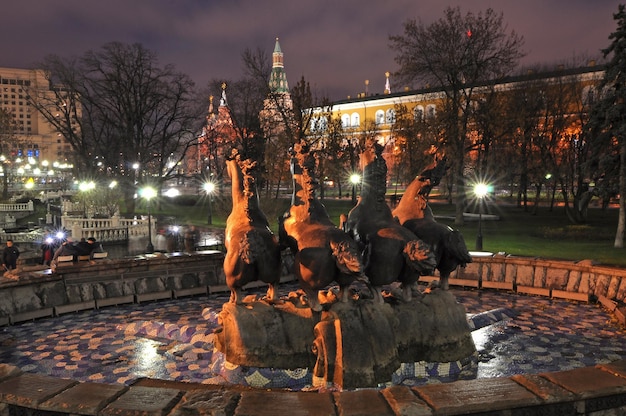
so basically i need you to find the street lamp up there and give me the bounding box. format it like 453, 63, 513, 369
350, 173, 360, 204
78, 181, 96, 217
140, 186, 157, 253
474, 183, 489, 251
203, 181, 216, 225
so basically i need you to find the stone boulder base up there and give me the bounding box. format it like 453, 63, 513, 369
214, 289, 476, 389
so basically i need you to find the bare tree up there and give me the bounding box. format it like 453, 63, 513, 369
390, 6, 525, 224
28, 42, 205, 214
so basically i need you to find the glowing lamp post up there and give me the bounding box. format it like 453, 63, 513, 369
140, 186, 157, 254
203, 181, 216, 225
350, 173, 361, 204
474, 183, 489, 251
78, 181, 96, 217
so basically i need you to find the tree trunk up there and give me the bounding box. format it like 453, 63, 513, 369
454, 156, 465, 226
614, 139, 626, 248
532, 183, 542, 215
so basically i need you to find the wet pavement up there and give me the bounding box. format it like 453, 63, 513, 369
0, 283, 625, 390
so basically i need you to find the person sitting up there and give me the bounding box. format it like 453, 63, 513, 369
74, 238, 90, 256
86, 237, 104, 258
50, 238, 78, 270
75, 237, 103, 260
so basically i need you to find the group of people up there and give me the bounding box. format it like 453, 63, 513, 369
42, 236, 103, 268
154, 225, 200, 253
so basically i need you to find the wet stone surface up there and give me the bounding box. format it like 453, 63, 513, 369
0, 283, 625, 390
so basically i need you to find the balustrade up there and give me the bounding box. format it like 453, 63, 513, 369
61, 215, 155, 242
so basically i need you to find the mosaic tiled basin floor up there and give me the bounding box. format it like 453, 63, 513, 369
1, 283, 625, 390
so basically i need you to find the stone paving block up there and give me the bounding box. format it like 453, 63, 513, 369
100, 385, 183, 415
458, 262, 480, 280
551, 289, 589, 302
515, 264, 535, 287
39, 381, 127, 415
517, 285, 550, 297
0, 372, 77, 408
96, 295, 136, 308
136, 290, 173, 303
413, 377, 540, 414
380, 385, 432, 415
599, 295, 618, 312
541, 366, 626, 399
54, 300, 96, 315
9, 307, 54, 324
481, 280, 514, 291
511, 374, 575, 403
334, 389, 394, 416
545, 267, 569, 290
566, 269, 582, 293
448, 278, 479, 288
598, 360, 626, 378
607, 276, 621, 300
487, 262, 505, 283
235, 390, 336, 416
174, 286, 208, 298
0, 364, 20, 383
170, 389, 240, 416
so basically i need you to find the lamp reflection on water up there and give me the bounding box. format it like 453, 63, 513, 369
133, 338, 166, 378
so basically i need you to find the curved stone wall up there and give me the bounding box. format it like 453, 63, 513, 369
2, 253, 626, 414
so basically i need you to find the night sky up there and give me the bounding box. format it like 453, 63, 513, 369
2, 0, 621, 100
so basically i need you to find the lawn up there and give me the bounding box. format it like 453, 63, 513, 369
39, 192, 623, 268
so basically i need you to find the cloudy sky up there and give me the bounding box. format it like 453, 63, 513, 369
1, 0, 621, 100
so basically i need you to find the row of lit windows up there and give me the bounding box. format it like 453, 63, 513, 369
335, 104, 439, 130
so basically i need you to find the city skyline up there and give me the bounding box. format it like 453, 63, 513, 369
1, 0, 621, 101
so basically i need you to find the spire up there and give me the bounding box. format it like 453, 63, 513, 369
384, 72, 391, 94
220, 82, 228, 106
269, 38, 289, 94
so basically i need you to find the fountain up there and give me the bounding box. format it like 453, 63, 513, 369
214, 141, 477, 389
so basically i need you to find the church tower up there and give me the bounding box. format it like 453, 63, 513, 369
269, 38, 290, 94
260, 38, 294, 139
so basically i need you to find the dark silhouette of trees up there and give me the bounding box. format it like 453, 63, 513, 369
28, 42, 205, 214
587, 4, 626, 248
390, 6, 525, 224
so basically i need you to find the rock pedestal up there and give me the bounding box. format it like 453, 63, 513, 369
214, 289, 476, 389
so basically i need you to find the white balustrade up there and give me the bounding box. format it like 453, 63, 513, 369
0, 201, 34, 212
60, 215, 155, 242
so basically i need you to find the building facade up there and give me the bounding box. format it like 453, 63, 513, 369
309, 64, 605, 145
0, 67, 72, 164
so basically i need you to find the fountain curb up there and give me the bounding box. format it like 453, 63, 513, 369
3, 253, 626, 413
1, 361, 626, 415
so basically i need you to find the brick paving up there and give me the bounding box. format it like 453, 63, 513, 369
0, 283, 625, 391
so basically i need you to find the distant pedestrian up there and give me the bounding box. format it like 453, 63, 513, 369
50, 237, 77, 271
41, 237, 55, 266
166, 230, 178, 253
2, 239, 20, 271
184, 225, 199, 252
155, 230, 167, 252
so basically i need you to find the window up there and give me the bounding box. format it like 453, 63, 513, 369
341, 114, 350, 128
414, 106, 424, 121
385, 109, 396, 124
350, 113, 360, 127
375, 110, 385, 125
426, 104, 436, 118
